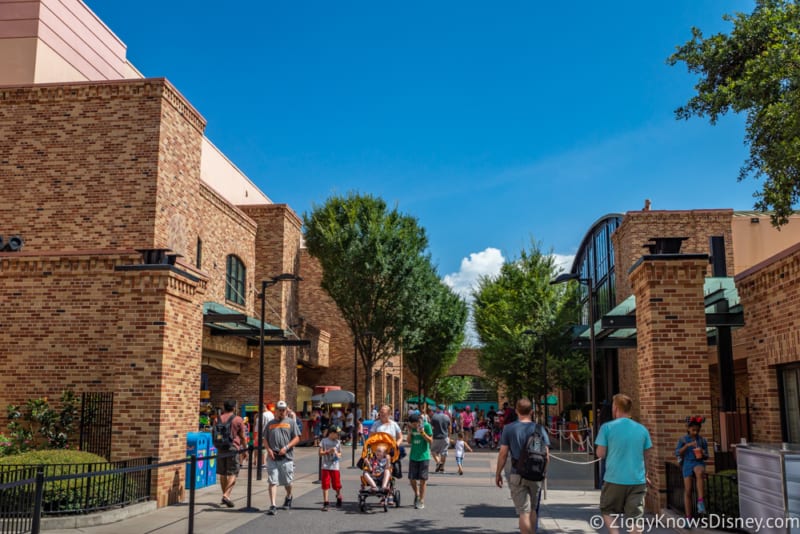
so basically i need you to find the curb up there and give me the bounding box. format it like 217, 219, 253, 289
41, 501, 157, 531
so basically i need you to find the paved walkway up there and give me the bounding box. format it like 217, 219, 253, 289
42, 445, 701, 533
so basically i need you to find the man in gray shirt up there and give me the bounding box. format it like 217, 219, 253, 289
265, 401, 300, 515
496, 399, 550, 534
430, 407, 451, 473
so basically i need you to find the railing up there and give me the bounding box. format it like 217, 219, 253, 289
0, 457, 153, 517
664, 461, 740, 524
0, 447, 254, 534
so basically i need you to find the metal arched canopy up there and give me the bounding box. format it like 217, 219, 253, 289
569, 213, 625, 274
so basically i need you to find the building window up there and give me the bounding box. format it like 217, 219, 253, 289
779, 364, 800, 443
225, 255, 246, 306
196, 238, 203, 269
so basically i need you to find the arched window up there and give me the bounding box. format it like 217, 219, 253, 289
225, 255, 246, 306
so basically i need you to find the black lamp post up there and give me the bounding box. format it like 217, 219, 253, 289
257, 273, 301, 481
551, 272, 599, 489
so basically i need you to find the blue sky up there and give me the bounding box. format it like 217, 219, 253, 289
89, 0, 759, 292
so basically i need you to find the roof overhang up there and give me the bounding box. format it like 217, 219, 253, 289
203, 301, 285, 338
571, 277, 743, 349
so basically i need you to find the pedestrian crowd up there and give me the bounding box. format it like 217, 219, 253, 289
212, 393, 691, 534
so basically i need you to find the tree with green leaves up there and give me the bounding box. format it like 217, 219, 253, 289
472, 240, 585, 405
432, 375, 473, 407
303, 193, 431, 410
404, 270, 468, 409
669, 0, 800, 225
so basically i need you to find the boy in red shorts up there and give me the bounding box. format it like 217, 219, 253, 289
319, 426, 343, 511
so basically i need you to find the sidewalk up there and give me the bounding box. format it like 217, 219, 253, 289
43, 448, 325, 534
40, 446, 726, 534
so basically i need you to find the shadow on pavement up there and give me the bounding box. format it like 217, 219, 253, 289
462, 503, 518, 518
346, 518, 508, 534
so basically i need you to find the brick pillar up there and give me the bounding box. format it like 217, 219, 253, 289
629, 255, 711, 512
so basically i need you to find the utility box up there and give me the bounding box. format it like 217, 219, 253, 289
738, 442, 800, 533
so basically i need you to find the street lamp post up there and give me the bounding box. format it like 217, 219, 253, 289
257, 273, 301, 482
352, 333, 358, 467
551, 272, 599, 489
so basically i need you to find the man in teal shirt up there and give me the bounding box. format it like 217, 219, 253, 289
407, 413, 433, 509
595, 394, 653, 534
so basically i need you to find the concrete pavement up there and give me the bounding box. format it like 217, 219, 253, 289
43, 444, 693, 533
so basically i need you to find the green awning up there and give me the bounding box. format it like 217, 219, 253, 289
202, 301, 285, 338
573, 277, 743, 349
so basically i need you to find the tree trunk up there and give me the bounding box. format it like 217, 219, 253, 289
364, 363, 374, 415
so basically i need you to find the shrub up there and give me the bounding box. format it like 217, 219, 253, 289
5, 391, 79, 455
0, 450, 140, 514
0, 433, 12, 457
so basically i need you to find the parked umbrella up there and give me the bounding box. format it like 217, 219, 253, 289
311, 390, 355, 404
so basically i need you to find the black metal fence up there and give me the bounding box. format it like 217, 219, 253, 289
0, 457, 154, 534
665, 461, 740, 523
79, 392, 114, 460
0, 447, 253, 534
0, 466, 37, 534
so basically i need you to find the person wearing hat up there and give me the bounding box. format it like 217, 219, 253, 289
265, 400, 300, 515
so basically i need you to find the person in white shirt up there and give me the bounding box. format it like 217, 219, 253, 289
473, 426, 490, 448
258, 403, 275, 468
369, 405, 403, 446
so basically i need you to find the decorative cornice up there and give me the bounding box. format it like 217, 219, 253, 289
0, 251, 140, 274
0, 78, 206, 134
199, 183, 258, 234
239, 203, 304, 230
736, 248, 800, 297
629, 255, 710, 284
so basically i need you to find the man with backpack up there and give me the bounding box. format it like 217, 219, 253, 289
215, 400, 247, 508
495, 398, 550, 534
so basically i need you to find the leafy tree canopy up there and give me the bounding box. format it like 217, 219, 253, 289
404, 269, 468, 399
303, 192, 433, 408
472, 240, 585, 403
432, 375, 473, 407
669, 0, 800, 225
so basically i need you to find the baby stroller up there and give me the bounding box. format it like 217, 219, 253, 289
357, 432, 401, 512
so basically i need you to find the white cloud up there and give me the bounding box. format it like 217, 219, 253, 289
551, 253, 575, 274
443, 249, 576, 346
443, 248, 505, 346
443, 247, 505, 301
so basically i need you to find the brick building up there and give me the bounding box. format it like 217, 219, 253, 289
0, 0, 403, 506
566, 206, 800, 511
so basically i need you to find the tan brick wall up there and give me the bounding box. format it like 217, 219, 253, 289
630, 257, 711, 512
613, 209, 734, 303
239, 204, 304, 408
612, 209, 735, 415
0, 79, 205, 253
0, 252, 207, 506
735, 243, 800, 443
446, 349, 482, 377
198, 185, 257, 312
